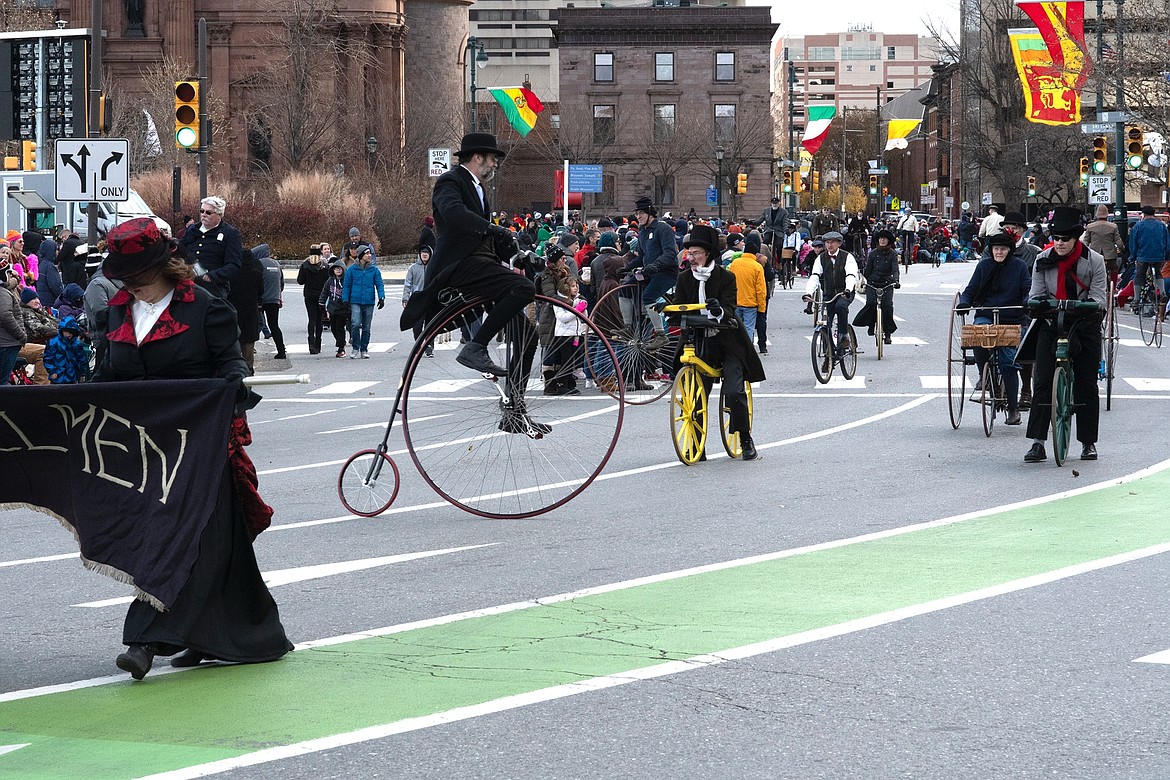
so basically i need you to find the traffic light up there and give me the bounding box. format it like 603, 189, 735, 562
882, 186, 889, 197
812, 171, 820, 191
1126, 125, 1144, 169
1079, 157, 1090, 186
794, 173, 803, 193
782, 170, 793, 193
736, 172, 748, 195
174, 80, 200, 149
868, 175, 878, 195
21, 139, 35, 170
3, 156, 17, 170
1092, 136, 1107, 174
1027, 175, 1036, 197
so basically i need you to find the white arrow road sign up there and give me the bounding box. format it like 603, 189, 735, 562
55, 138, 130, 203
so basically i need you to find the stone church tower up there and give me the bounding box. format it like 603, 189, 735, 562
53, 0, 468, 176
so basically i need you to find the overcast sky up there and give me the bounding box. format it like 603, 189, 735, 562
759, 0, 960, 39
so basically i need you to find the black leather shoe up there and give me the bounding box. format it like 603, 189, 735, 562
170, 649, 216, 668
116, 645, 155, 680
1080, 443, 1098, 461
1005, 411, 1022, 425
456, 342, 507, 376
740, 435, 758, 461
1024, 442, 1047, 463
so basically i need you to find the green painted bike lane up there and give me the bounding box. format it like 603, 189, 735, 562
4, 469, 1170, 779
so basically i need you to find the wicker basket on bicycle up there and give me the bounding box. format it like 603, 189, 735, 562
960, 323, 1021, 349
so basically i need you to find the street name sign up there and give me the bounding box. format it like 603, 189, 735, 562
54, 138, 129, 202
568, 164, 604, 193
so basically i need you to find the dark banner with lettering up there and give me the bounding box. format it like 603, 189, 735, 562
0, 379, 236, 610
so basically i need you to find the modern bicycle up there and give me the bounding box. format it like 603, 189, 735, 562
662, 302, 754, 465
808, 289, 857, 384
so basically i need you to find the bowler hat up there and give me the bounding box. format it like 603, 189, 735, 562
455, 132, 507, 160
683, 224, 720, 254
1048, 206, 1085, 237
986, 231, 1016, 249
1002, 211, 1028, 228
103, 217, 171, 281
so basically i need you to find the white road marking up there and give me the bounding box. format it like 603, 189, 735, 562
69, 545, 497, 609
1120, 338, 1148, 347
251, 406, 359, 426
0, 744, 28, 757
939, 283, 962, 289
0, 552, 78, 568
1124, 378, 1170, 391
363, 342, 399, 353
890, 336, 927, 345
307, 381, 381, 395
1134, 649, 1170, 664
407, 378, 483, 393
815, 376, 866, 389
316, 414, 452, 435
134, 463, 1170, 780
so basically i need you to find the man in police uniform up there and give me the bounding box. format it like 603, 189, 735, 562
179, 195, 243, 297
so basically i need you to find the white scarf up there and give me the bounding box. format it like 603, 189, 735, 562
691, 262, 713, 304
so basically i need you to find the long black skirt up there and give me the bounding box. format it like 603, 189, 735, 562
123, 464, 292, 663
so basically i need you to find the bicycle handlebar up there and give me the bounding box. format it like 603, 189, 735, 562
661, 303, 708, 314
1027, 297, 1102, 313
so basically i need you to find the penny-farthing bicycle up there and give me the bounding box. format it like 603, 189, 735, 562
338, 288, 626, 519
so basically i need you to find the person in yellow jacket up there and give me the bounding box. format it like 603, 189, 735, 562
727, 232, 767, 340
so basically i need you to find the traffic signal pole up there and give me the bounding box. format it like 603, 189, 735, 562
1113, 0, 1128, 244
198, 18, 207, 201
86, 0, 102, 241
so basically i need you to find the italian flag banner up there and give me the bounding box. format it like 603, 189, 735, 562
489, 87, 545, 137
800, 105, 836, 156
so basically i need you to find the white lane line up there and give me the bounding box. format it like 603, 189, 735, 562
13, 454, 1167, 709
69, 544, 497, 609
0, 552, 78, 568
814, 375, 866, 389
1135, 649, 1170, 664
316, 414, 452, 435
251, 405, 359, 426
407, 378, 483, 393
308, 381, 381, 395
137, 484, 1170, 780
0, 744, 29, 758
1120, 338, 1148, 347
1125, 378, 1170, 391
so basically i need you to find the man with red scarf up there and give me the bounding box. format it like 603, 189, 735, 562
1022, 206, 1108, 463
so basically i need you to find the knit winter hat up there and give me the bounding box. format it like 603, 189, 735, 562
597, 233, 618, 250
744, 233, 761, 253
20, 287, 37, 305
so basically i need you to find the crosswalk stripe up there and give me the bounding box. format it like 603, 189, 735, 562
1124, 378, 1170, 391
815, 376, 866, 389
308, 381, 381, 395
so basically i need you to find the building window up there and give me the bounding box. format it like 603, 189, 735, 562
593, 104, 615, 145
654, 175, 675, 207
887, 80, 894, 88
887, 46, 896, 60
807, 46, 836, 60
655, 52, 674, 82
869, 65, 876, 72
715, 51, 735, 82
594, 52, 613, 82
653, 104, 676, 142
714, 103, 736, 144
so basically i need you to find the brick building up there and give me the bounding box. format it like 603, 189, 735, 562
553, 5, 776, 220
53, 0, 469, 176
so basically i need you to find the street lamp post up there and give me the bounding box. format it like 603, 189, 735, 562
715, 145, 725, 221
366, 136, 378, 173
467, 37, 489, 131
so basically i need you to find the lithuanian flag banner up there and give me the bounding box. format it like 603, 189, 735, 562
489, 87, 545, 137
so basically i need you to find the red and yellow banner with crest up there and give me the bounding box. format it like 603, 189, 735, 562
1009, 1, 1092, 126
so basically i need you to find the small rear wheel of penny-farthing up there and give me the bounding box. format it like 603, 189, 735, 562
338, 449, 400, 517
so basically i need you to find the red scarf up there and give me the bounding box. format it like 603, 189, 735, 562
1054, 242, 1083, 300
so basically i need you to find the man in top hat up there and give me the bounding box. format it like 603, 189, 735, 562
759, 197, 789, 261
626, 195, 678, 349
1022, 205, 1108, 463
400, 132, 546, 433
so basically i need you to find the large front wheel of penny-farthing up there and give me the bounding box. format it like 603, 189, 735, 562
338, 449, 401, 517
719, 380, 753, 459
811, 327, 834, 384
1051, 363, 1073, 467
670, 365, 707, 465
947, 292, 970, 429
400, 295, 624, 518
584, 283, 676, 405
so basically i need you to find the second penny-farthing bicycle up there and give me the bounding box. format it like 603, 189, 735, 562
337, 282, 626, 519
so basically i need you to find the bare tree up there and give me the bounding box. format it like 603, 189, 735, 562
0, 0, 53, 32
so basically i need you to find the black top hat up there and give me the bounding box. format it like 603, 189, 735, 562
455, 132, 507, 160
1048, 206, 1085, 237
683, 224, 720, 254
103, 217, 171, 281
986, 231, 1016, 249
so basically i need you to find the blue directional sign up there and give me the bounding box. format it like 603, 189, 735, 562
567, 164, 604, 193
706, 185, 718, 206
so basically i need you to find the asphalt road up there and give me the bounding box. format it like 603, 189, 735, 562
3, 260, 1170, 779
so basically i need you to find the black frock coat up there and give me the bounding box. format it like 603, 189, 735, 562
673, 264, 766, 384
400, 164, 513, 330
